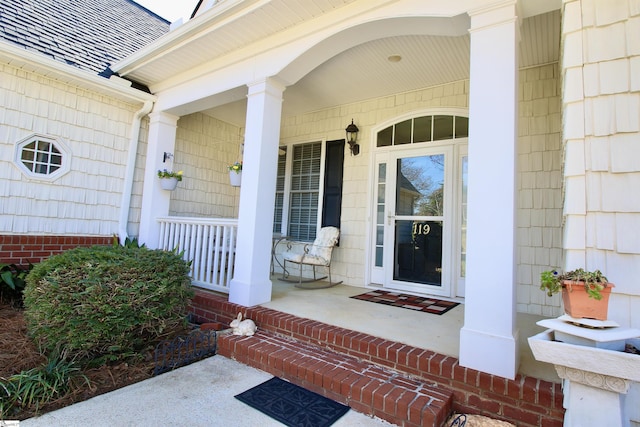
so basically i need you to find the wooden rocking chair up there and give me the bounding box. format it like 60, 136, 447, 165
280, 226, 342, 289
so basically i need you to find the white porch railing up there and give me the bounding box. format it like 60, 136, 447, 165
157, 216, 238, 293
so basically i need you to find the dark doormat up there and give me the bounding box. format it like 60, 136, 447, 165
234, 377, 350, 427
350, 290, 460, 315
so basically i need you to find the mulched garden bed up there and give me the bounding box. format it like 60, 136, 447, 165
0, 302, 186, 420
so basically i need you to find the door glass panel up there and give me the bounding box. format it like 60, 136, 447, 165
393, 154, 445, 287
455, 116, 469, 138
375, 163, 386, 267
394, 220, 443, 286
377, 126, 393, 147
433, 115, 454, 141
394, 119, 412, 145
395, 155, 444, 216
414, 116, 432, 143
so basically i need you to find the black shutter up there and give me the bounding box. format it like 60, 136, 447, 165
321, 139, 345, 229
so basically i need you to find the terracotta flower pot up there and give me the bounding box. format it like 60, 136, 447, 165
561, 280, 614, 321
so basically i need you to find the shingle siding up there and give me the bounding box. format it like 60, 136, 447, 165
0, 61, 143, 236
561, 0, 640, 327
517, 64, 564, 316
169, 113, 243, 219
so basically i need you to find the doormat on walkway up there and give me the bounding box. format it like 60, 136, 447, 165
235, 377, 350, 427
350, 290, 460, 315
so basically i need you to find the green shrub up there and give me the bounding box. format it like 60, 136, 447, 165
23, 245, 193, 363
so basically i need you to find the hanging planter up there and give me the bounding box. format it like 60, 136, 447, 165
229, 170, 242, 187
160, 177, 178, 191
157, 169, 183, 191
228, 161, 242, 187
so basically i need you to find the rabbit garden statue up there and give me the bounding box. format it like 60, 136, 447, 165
230, 312, 257, 336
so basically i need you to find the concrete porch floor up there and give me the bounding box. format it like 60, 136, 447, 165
262, 278, 559, 383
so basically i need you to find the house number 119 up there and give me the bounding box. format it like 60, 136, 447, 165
412, 223, 431, 236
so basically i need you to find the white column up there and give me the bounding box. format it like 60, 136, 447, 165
459, 1, 520, 379
138, 112, 179, 248
229, 78, 285, 306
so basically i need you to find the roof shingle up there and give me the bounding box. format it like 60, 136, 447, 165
0, 0, 169, 74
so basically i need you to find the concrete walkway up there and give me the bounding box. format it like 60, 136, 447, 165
21, 355, 392, 427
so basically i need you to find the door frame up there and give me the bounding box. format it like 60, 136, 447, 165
375, 146, 454, 297
366, 109, 469, 299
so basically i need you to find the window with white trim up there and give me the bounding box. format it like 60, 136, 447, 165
376, 115, 468, 147
273, 140, 345, 242
273, 147, 287, 234
273, 141, 322, 241
14, 134, 70, 180
288, 142, 321, 241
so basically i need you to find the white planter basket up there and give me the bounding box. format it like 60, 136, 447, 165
160, 177, 178, 191
229, 170, 242, 187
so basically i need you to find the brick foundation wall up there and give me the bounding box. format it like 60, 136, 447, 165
191, 289, 565, 427
0, 234, 113, 266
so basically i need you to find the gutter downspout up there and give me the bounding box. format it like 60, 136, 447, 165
119, 100, 154, 244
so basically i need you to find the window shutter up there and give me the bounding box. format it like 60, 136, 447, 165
321, 139, 345, 229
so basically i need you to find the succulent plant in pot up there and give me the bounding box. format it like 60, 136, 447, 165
540, 268, 614, 320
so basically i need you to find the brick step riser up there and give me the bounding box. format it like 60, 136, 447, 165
218, 331, 452, 426
191, 290, 565, 427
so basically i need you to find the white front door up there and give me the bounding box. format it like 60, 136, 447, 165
370, 144, 467, 298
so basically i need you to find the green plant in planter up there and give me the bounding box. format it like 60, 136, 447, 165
540, 268, 609, 300
228, 161, 242, 173
157, 169, 183, 181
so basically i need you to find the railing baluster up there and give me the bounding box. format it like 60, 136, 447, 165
158, 221, 167, 250
206, 224, 215, 284
195, 224, 204, 282
226, 225, 236, 287
155, 217, 238, 293
212, 225, 221, 285
168, 223, 176, 251
188, 223, 197, 275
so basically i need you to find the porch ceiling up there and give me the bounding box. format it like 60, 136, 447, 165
208, 10, 561, 126
115, 1, 560, 126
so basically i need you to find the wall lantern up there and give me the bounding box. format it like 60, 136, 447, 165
345, 119, 360, 156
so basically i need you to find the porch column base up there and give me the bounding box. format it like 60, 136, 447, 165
459, 327, 519, 379
229, 278, 273, 307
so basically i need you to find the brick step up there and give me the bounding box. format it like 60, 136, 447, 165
192, 290, 565, 427
217, 329, 454, 427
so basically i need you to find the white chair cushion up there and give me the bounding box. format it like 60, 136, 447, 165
283, 252, 304, 263
282, 226, 339, 267
300, 254, 330, 266
307, 227, 339, 261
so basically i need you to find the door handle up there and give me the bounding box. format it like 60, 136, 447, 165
387, 212, 394, 226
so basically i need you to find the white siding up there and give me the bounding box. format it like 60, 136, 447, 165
0, 62, 144, 236
561, 0, 640, 329
517, 64, 564, 317
169, 113, 242, 219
